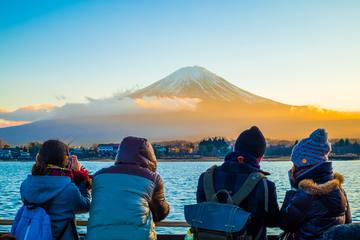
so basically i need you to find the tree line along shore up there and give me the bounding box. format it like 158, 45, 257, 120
1, 137, 360, 162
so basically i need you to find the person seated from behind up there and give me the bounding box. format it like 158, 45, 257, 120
86, 136, 170, 240
196, 126, 280, 240
16, 140, 91, 240
280, 129, 351, 240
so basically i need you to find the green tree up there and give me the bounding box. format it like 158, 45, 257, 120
0, 139, 6, 148
27, 142, 41, 155
198, 137, 230, 156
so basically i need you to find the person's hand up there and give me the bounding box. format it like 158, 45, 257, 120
34, 153, 41, 164
69, 155, 82, 171
73, 168, 92, 190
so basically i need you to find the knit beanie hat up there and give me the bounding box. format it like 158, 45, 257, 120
234, 126, 266, 158
291, 128, 332, 167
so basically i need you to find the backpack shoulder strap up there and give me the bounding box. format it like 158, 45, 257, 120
203, 165, 217, 202
253, 179, 269, 240
263, 178, 269, 212
232, 172, 266, 206
251, 178, 270, 240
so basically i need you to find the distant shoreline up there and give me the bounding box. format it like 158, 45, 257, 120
157, 156, 292, 162
1, 156, 359, 163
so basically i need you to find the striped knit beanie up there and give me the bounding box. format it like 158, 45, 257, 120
291, 129, 332, 167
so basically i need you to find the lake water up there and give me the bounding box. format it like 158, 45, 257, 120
1, 160, 359, 234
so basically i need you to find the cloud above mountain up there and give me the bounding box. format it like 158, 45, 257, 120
0, 104, 55, 122
134, 97, 201, 111
0, 119, 29, 128
52, 96, 201, 118
0, 96, 202, 127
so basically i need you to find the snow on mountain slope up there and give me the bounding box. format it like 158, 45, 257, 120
130, 66, 270, 102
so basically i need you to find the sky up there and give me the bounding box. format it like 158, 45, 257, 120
0, 0, 359, 122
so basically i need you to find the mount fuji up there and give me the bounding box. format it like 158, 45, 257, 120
130, 66, 270, 103
1, 66, 359, 144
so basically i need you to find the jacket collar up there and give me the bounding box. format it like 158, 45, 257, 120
299, 172, 344, 195
225, 151, 260, 168
291, 161, 334, 188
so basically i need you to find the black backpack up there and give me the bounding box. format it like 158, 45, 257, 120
185, 165, 269, 240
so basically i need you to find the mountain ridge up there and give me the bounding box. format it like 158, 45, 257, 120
1, 66, 360, 144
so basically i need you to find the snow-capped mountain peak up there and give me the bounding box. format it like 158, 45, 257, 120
130, 66, 267, 102
160, 66, 219, 84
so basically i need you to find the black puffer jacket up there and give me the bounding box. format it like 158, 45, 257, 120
280, 162, 351, 240
197, 152, 280, 240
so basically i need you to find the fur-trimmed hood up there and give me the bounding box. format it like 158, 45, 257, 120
299, 172, 344, 195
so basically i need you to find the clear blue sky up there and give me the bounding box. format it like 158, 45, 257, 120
1, 0, 359, 111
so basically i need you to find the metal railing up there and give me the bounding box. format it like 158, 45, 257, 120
0, 219, 189, 227
0, 219, 190, 240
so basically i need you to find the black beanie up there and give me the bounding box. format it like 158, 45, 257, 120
234, 126, 266, 158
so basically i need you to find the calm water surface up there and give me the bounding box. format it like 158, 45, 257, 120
1, 161, 359, 234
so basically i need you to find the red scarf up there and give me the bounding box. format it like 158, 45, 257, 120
46, 165, 92, 190
46, 164, 74, 179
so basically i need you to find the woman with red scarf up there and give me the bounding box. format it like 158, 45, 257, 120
17, 140, 91, 240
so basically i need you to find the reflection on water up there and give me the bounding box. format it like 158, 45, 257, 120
1, 160, 359, 234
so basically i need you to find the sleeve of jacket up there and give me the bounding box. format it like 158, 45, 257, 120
69, 182, 91, 214
342, 188, 352, 224
149, 174, 170, 222
264, 180, 280, 227
279, 190, 310, 232
196, 173, 206, 203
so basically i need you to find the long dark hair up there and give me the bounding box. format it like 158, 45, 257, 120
32, 140, 69, 176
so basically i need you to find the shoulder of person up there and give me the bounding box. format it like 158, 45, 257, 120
152, 171, 165, 186
252, 178, 277, 200
92, 166, 114, 177
61, 182, 83, 199
197, 170, 213, 184
199, 171, 206, 180
254, 176, 276, 192
290, 189, 313, 206
264, 178, 276, 189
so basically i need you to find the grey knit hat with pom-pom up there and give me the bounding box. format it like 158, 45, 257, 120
291, 129, 332, 167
